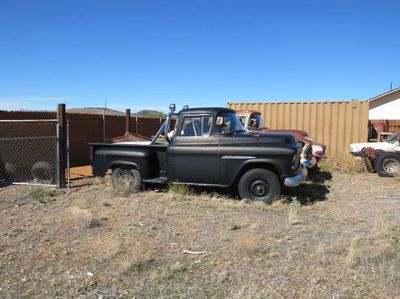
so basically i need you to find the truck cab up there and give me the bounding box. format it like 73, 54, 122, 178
91, 106, 308, 203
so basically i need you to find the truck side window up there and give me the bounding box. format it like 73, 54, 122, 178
238, 116, 246, 126
179, 116, 213, 137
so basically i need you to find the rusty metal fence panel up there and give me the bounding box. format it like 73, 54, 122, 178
0, 119, 58, 186
227, 100, 370, 157
0, 111, 165, 167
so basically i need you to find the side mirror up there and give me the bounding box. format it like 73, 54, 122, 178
169, 103, 176, 113
216, 116, 224, 126
182, 105, 189, 110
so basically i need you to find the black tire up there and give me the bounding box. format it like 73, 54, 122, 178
1, 162, 16, 182
112, 167, 142, 193
31, 161, 53, 183
238, 168, 281, 204
374, 152, 400, 177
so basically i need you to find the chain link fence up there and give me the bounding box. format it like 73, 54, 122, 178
0, 119, 58, 186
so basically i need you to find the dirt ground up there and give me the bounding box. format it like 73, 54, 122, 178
0, 169, 400, 298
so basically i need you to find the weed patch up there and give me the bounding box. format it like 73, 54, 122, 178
168, 183, 192, 196
123, 258, 156, 275
68, 206, 101, 229
29, 188, 55, 203
237, 232, 261, 255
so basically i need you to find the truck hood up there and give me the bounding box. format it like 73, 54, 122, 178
350, 142, 400, 153
233, 131, 298, 147
253, 128, 308, 141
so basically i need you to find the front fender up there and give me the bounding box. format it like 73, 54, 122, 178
224, 158, 283, 186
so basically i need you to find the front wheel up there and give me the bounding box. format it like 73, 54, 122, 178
238, 168, 281, 204
375, 153, 400, 177
112, 167, 142, 193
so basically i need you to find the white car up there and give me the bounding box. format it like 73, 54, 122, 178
350, 133, 400, 176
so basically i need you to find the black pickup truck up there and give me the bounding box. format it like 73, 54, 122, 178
90, 105, 308, 203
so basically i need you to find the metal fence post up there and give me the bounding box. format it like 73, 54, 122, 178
125, 109, 131, 132
67, 120, 70, 188
57, 104, 66, 188
56, 123, 60, 188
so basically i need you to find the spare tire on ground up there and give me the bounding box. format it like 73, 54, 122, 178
31, 161, 54, 183
1, 162, 16, 182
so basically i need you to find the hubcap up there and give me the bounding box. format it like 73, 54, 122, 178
249, 179, 270, 197
383, 158, 399, 174
116, 169, 134, 188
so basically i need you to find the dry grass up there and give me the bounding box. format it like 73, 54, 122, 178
68, 206, 101, 229
395, 169, 400, 181
346, 237, 361, 266
91, 236, 122, 261
319, 154, 368, 174
1, 172, 400, 298
237, 232, 261, 255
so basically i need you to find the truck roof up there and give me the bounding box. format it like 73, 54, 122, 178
178, 107, 234, 115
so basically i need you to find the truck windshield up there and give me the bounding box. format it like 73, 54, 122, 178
248, 113, 263, 130
215, 112, 244, 134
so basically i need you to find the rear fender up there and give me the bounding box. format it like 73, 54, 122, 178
108, 161, 140, 171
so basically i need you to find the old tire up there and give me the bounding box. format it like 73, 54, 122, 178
112, 167, 142, 193
375, 153, 400, 177
31, 161, 53, 183
238, 168, 281, 204
2, 162, 16, 181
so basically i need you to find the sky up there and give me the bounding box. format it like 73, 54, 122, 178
0, 0, 399, 113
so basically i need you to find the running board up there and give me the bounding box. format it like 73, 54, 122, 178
142, 177, 168, 184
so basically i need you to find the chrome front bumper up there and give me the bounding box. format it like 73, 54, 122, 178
300, 157, 317, 169
284, 166, 308, 187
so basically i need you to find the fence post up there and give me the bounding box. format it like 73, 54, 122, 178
66, 120, 70, 188
125, 109, 131, 132
57, 104, 66, 188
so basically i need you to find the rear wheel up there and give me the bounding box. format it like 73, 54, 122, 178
375, 153, 400, 177
238, 168, 281, 204
112, 167, 142, 193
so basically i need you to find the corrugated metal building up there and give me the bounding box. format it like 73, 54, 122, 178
227, 100, 369, 157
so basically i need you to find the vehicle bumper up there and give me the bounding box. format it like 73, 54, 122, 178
312, 143, 326, 157
284, 166, 308, 188
301, 157, 317, 168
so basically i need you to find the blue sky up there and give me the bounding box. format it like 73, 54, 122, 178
0, 0, 399, 112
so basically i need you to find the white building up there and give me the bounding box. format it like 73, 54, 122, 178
369, 87, 400, 120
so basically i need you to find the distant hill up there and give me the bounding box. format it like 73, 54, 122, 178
136, 109, 166, 118
67, 107, 127, 116
66, 107, 166, 118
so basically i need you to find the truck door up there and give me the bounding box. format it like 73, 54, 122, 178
167, 114, 220, 184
